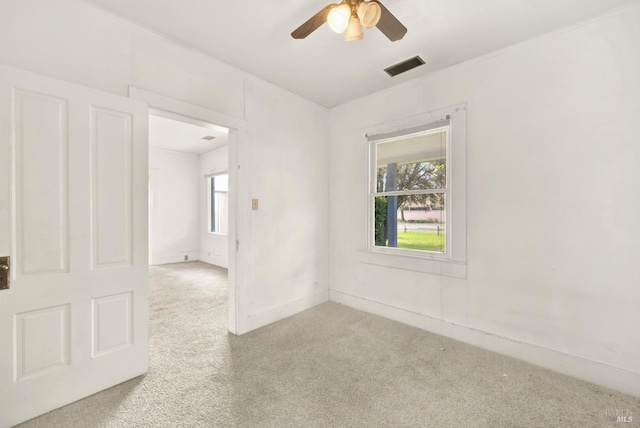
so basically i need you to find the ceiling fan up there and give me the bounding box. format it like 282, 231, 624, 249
291, 0, 407, 42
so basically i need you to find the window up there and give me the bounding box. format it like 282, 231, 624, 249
369, 119, 451, 257
362, 105, 466, 276
209, 173, 229, 235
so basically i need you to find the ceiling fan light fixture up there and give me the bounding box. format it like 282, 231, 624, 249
291, 0, 407, 42
327, 4, 351, 33
357, 1, 381, 29
344, 15, 364, 41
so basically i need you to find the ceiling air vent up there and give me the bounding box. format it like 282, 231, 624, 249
384, 56, 425, 77
201, 135, 216, 141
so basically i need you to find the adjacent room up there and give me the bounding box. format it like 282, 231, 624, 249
148, 112, 230, 268
0, 0, 638, 426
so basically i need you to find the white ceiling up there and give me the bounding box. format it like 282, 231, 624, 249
149, 114, 228, 155
81, 0, 638, 108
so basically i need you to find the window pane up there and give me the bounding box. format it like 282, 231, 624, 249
376, 128, 447, 192
214, 191, 228, 235
210, 174, 229, 235
374, 193, 445, 253
214, 174, 228, 192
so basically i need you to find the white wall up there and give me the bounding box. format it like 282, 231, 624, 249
329, 4, 640, 397
0, 0, 330, 334
242, 78, 329, 330
199, 146, 229, 268
149, 148, 200, 265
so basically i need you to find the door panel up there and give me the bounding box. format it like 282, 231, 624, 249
0, 65, 148, 428
91, 106, 133, 268
91, 292, 133, 358
15, 304, 71, 382
14, 90, 69, 276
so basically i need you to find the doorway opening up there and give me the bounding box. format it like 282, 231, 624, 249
148, 111, 230, 270
130, 87, 243, 335
146, 107, 238, 329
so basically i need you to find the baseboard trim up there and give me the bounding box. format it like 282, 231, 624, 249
199, 252, 228, 269
330, 289, 640, 397
152, 251, 199, 265
246, 289, 329, 333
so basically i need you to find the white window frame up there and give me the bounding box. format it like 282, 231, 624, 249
207, 171, 229, 236
369, 124, 451, 258
361, 104, 467, 278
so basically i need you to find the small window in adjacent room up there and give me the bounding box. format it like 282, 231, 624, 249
209, 173, 229, 235
369, 120, 450, 257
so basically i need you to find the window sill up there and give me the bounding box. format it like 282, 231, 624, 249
206, 232, 228, 238
357, 249, 466, 279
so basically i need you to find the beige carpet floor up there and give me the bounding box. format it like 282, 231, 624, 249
17, 261, 639, 427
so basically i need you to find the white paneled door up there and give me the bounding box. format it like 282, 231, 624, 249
0, 65, 148, 427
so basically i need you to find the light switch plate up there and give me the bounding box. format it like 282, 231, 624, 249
252, 199, 259, 211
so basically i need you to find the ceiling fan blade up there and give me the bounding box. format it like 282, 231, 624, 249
291, 4, 336, 39
375, 1, 408, 42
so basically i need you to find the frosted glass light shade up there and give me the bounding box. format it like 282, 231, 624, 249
344, 16, 364, 41
357, 1, 381, 29
327, 4, 351, 33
